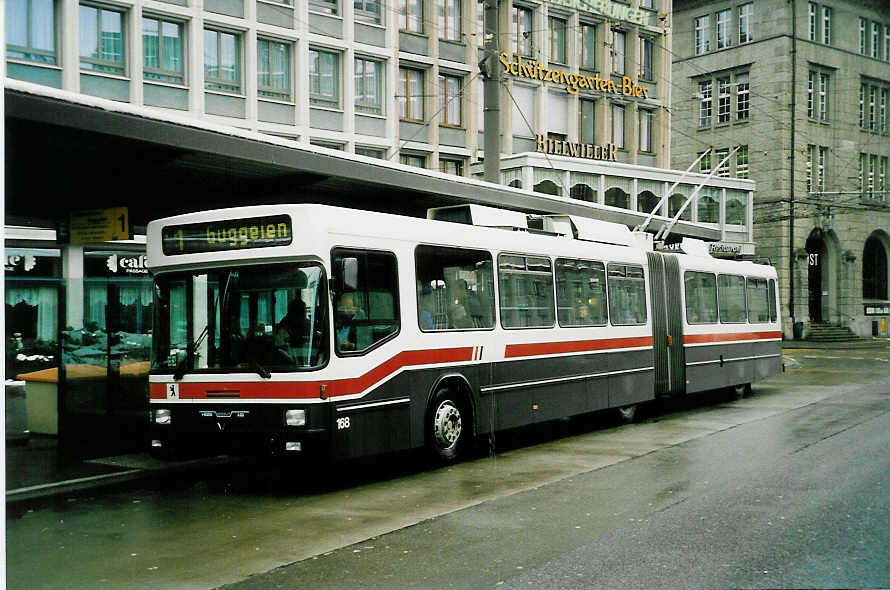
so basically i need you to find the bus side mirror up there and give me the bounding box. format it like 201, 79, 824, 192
341, 257, 359, 291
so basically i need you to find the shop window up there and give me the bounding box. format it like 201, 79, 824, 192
5, 248, 61, 377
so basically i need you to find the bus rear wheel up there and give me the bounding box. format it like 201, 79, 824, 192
617, 404, 637, 424
427, 389, 466, 463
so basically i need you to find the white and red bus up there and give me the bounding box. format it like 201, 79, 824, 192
146, 204, 782, 462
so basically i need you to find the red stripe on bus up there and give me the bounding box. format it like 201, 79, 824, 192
683, 331, 782, 344
149, 346, 474, 400
504, 336, 654, 358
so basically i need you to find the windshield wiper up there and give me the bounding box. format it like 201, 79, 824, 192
172, 272, 232, 381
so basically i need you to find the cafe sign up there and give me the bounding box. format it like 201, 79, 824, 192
499, 53, 651, 99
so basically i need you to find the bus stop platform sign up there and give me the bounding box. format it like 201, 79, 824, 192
70, 207, 129, 244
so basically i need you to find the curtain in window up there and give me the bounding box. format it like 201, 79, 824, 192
533, 168, 564, 188
162, 21, 182, 73
268, 41, 288, 91
5, 286, 58, 341
501, 168, 522, 187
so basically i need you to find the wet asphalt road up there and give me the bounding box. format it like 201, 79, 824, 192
6, 346, 890, 589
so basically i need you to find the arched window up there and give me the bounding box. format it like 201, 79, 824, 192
570, 184, 594, 202
534, 180, 560, 195
637, 190, 660, 214
863, 236, 888, 300
508, 179, 522, 189
605, 187, 629, 209
668, 193, 692, 221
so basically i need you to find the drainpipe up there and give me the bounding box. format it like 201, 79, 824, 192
788, 0, 798, 333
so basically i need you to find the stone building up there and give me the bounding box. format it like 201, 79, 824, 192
671, 0, 890, 338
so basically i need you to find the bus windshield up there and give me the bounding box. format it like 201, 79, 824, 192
151, 263, 328, 373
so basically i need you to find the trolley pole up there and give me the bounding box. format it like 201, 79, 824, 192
482, 0, 501, 184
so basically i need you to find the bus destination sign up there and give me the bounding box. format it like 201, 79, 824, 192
162, 215, 293, 255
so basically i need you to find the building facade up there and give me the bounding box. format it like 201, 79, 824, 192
6, 0, 672, 171
671, 0, 890, 338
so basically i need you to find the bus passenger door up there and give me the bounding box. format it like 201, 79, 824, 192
646, 253, 685, 397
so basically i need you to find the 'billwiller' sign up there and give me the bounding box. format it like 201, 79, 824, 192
537, 135, 618, 162
162, 214, 292, 255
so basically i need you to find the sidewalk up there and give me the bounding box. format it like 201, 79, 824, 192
781, 337, 890, 350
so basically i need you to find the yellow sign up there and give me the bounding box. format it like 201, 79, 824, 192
499, 53, 650, 99
70, 207, 130, 244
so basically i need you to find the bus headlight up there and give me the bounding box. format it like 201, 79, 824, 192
285, 409, 306, 426
153, 409, 172, 425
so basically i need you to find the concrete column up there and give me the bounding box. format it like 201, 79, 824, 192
63, 246, 84, 331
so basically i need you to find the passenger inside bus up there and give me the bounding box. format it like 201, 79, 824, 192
274, 298, 306, 360
446, 279, 474, 329
336, 292, 365, 351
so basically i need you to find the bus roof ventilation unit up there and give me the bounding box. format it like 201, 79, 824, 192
427, 204, 529, 230
540, 215, 634, 247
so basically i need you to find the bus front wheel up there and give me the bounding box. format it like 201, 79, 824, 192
427, 389, 466, 463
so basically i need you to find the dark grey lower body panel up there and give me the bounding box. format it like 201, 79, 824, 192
685, 341, 782, 395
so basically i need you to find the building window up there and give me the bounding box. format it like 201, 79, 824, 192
806, 144, 814, 192
400, 0, 423, 32
611, 103, 625, 149
716, 77, 730, 124
549, 16, 567, 64
860, 84, 866, 129
822, 7, 831, 45
700, 150, 711, 174
869, 86, 877, 131
808, 71, 816, 119
859, 18, 867, 55
872, 22, 880, 59
639, 37, 653, 81
736, 145, 749, 178
309, 48, 339, 108
204, 28, 240, 93
699, 80, 712, 128
870, 155, 878, 194
817, 146, 827, 193
355, 0, 381, 24
881, 88, 888, 134
581, 22, 596, 70
736, 73, 749, 120
355, 57, 383, 115
513, 5, 533, 57
716, 9, 731, 49
818, 72, 828, 122
639, 0, 653, 9
356, 146, 386, 158
80, 4, 125, 75
440, 158, 464, 175
860, 153, 866, 193
694, 15, 710, 55
579, 98, 596, 143
440, 0, 461, 41
310, 0, 338, 15
7, 0, 57, 64
400, 153, 426, 167
143, 15, 183, 85
639, 109, 653, 153
399, 67, 424, 121
738, 3, 753, 44
881, 157, 888, 199
715, 148, 729, 177
439, 73, 462, 126
612, 30, 626, 75
807, 3, 816, 41
257, 38, 291, 100
310, 139, 344, 150
885, 25, 890, 61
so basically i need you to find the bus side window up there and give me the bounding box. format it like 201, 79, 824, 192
332, 249, 399, 354
608, 264, 647, 326
498, 254, 555, 329
415, 245, 495, 331
718, 274, 747, 324
746, 277, 770, 323
684, 271, 717, 324
555, 258, 607, 327
768, 279, 778, 322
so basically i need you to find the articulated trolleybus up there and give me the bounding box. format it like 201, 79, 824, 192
147, 204, 782, 462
